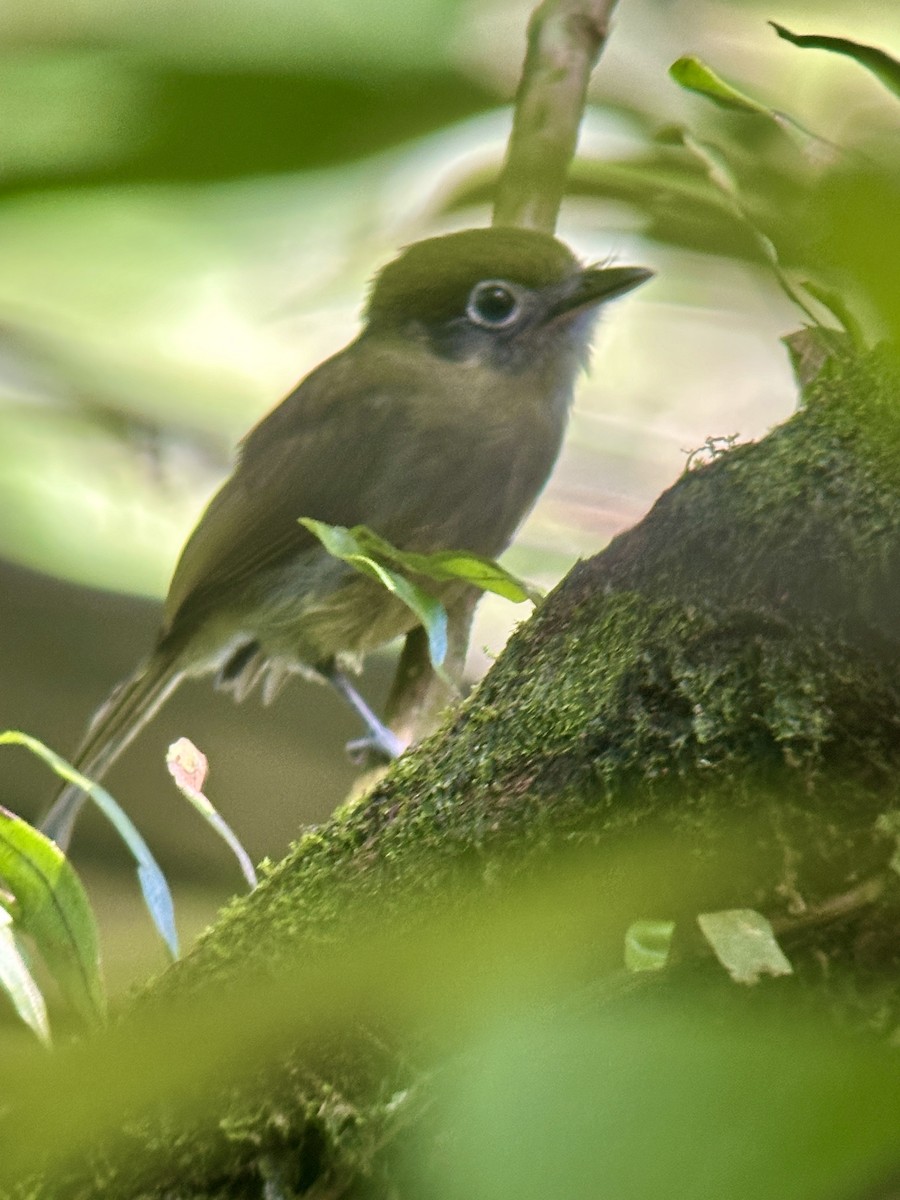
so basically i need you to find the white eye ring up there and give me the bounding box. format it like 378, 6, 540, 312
466, 280, 521, 329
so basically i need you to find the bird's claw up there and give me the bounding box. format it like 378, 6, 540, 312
345, 728, 404, 765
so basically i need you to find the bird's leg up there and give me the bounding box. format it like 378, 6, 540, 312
325, 589, 478, 766
384, 590, 477, 744
323, 665, 405, 762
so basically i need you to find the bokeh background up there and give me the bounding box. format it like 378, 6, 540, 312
0, 0, 896, 992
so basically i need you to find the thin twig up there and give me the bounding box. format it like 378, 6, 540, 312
493, 0, 621, 233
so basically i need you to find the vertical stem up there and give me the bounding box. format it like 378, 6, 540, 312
493, 0, 621, 233
387, 0, 621, 744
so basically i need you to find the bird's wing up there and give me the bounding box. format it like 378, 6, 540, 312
162, 332, 562, 642
162, 339, 407, 634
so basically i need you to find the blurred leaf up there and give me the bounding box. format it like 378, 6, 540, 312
566, 153, 759, 260
623, 919, 674, 972
696, 909, 792, 985
0, 49, 150, 178
668, 55, 842, 167
0, 831, 895, 1193
406, 1007, 900, 1200
166, 738, 257, 889
0, 404, 188, 598
0, 908, 51, 1044
0, 0, 470, 74
770, 23, 900, 100
798, 280, 867, 347
811, 168, 900, 352
0, 791, 105, 1027
0, 1, 488, 188
1, 732, 179, 960
674, 131, 826, 329
669, 56, 773, 116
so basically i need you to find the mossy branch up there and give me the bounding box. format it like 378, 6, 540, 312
8, 339, 900, 1199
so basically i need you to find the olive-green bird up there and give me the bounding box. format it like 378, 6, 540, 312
42, 225, 651, 848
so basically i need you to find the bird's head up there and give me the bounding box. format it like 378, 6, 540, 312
364, 226, 652, 374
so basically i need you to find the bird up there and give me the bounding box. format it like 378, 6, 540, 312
41, 225, 651, 849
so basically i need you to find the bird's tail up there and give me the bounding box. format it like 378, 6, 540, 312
41, 648, 183, 851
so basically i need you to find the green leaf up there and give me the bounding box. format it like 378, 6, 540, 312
669, 56, 843, 168
798, 280, 867, 348
0, 731, 179, 960
388, 548, 541, 604
673, 130, 825, 329
669, 56, 773, 115
770, 23, 900, 100
697, 908, 793, 985
166, 738, 257, 889
363, 557, 450, 677
0, 801, 105, 1027
302, 520, 540, 604
0, 908, 51, 1044
624, 919, 675, 972
300, 519, 451, 673
300, 519, 540, 675
299, 519, 365, 562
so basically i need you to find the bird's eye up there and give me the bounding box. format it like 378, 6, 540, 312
466, 281, 520, 328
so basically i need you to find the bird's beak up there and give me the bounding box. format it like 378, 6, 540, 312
546, 265, 654, 322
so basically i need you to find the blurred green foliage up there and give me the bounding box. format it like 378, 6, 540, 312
2, 838, 900, 1196
0, 0, 491, 188
404, 1004, 900, 1200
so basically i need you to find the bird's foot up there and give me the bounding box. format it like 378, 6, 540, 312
324, 667, 405, 764
345, 727, 405, 765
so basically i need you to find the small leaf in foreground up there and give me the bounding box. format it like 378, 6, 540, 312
299, 520, 450, 674
348, 526, 540, 604
624, 919, 675, 972
0, 802, 105, 1026
365, 562, 449, 677
0, 730, 178, 959
300, 518, 542, 674
0, 907, 50, 1044
697, 908, 793, 985
166, 738, 257, 889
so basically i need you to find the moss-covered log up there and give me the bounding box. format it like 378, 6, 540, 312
11, 342, 900, 1198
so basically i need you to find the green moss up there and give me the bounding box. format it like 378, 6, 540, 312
182, 599, 900, 996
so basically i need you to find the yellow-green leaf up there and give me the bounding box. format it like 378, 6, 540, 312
770, 23, 900, 100
0, 908, 51, 1044
697, 908, 793, 985
0, 803, 105, 1026
669, 56, 772, 116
